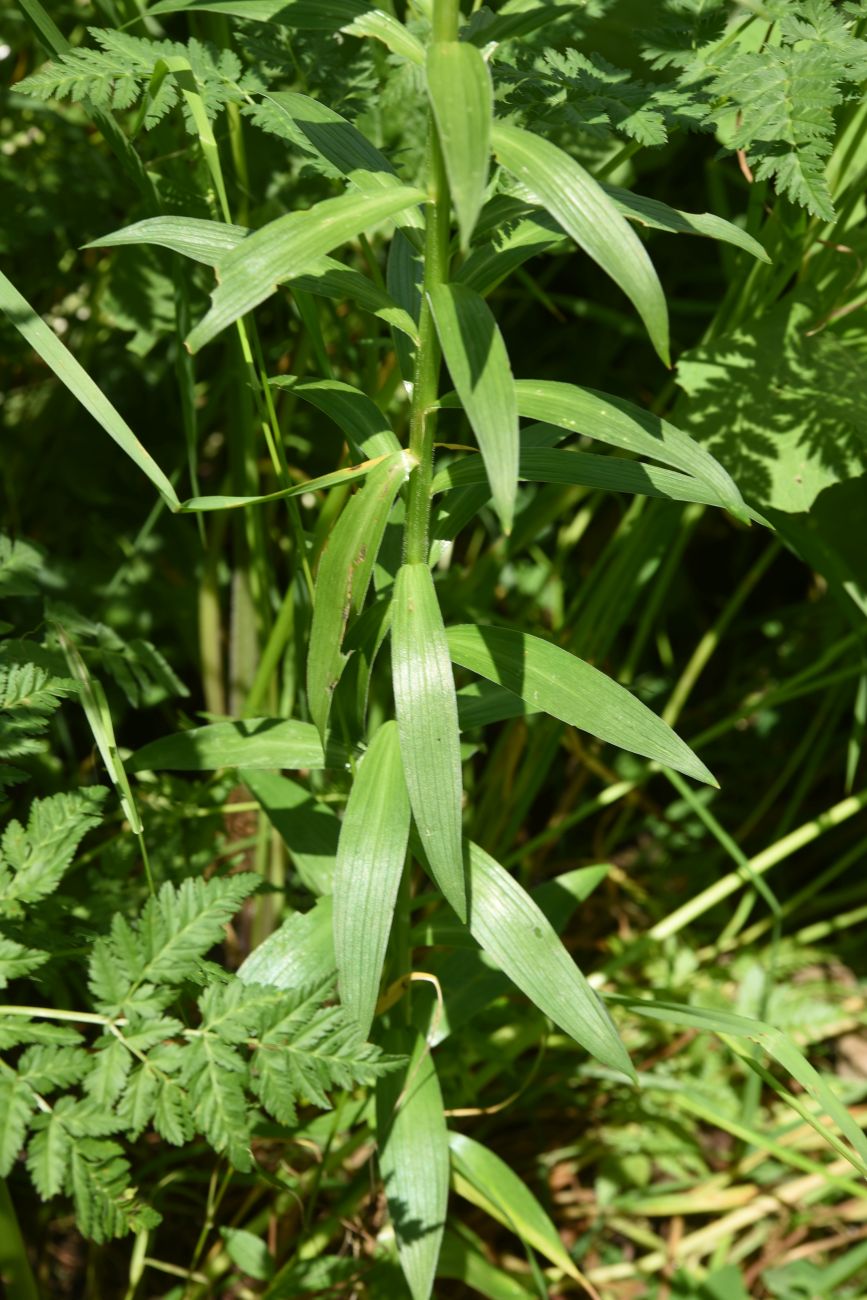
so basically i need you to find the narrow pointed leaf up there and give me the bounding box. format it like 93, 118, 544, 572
238, 896, 336, 990
513, 380, 747, 520
447, 624, 715, 784
179, 452, 395, 512
86, 216, 247, 264
429, 283, 518, 534
448, 1132, 587, 1282
333, 722, 410, 1036
491, 122, 670, 364
426, 42, 492, 250
342, 10, 425, 65
187, 186, 426, 352
147, 0, 369, 25
269, 376, 401, 459
378, 1031, 449, 1300
464, 840, 633, 1076
242, 769, 339, 896
392, 564, 466, 921
602, 185, 770, 262
308, 453, 412, 739
128, 718, 346, 773
0, 270, 178, 508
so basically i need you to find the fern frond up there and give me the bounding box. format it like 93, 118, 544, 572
181, 1035, 252, 1170
0, 788, 106, 917
0, 935, 48, 989
0, 1070, 38, 1176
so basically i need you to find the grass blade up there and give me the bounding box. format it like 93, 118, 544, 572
447, 623, 715, 785
179, 453, 395, 512
186, 186, 426, 352
426, 42, 492, 250
333, 722, 410, 1036
429, 283, 519, 534
147, 0, 368, 25
269, 376, 401, 459
308, 453, 412, 740
602, 185, 770, 262
242, 769, 339, 897
128, 719, 346, 772
237, 896, 335, 989
392, 564, 467, 921
377, 1031, 449, 1300
491, 122, 670, 365
86, 216, 247, 264
513, 380, 747, 521
0, 270, 178, 509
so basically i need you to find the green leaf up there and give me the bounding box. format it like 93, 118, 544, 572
377, 1031, 449, 1300
342, 10, 425, 65
333, 722, 410, 1037
512, 380, 747, 521
238, 896, 336, 991
437, 1226, 535, 1299
448, 1132, 585, 1282
147, 0, 369, 25
179, 452, 397, 512
0, 789, 106, 916
0, 270, 178, 508
269, 376, 402, 460
447, 623, 714, 784
0, 1074, 36, 1176
602, 185, 770, 263
308, 452, 412, 740
392, 564, 466, 922
242, 769, 339, 896
128, 718, 346, 773
186, 186, 427, 352
491, 122, 670, 365
429, 284, 519, 535
27, 1110, 72, 1198
86, 215, 247, 264
220, 1227, 274, 1282
251, 91, 424, 237
426, 42, 492, 250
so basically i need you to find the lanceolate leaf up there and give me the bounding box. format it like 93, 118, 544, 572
602, 185, 770, 262
179, 453, 395, 512
447, 624, 715, 785
237, 895, 336, 990
86, 216, 247, 264
333, 722, 410, 1036
342, 10, 426, 65
513, 380, 747, 520
147, 0, 369, 25
491, 122, 670, 365
186, 186, 426, 352
269, 377, 401, 459
128, 719, 346, 773
426, 42, 492, 250
392, 564, 466, 922
377, 1031, 449, 1300
308, 453, 412, 740
464, 840, 633, 1076
0, 270, 178, 509
242, 769, 339, 896
448, 1132, 586, 1282
429, 283, 519, 534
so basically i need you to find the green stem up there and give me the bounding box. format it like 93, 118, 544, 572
0, 1179, 39, 1300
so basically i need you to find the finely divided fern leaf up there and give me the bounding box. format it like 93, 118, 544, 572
0, 789, 106, 917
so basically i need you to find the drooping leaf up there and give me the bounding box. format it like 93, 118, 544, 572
392, 564, 466, 922
429, 283, 519, 534
147, 0, 369, 25
179, 452, 396, 512
86, 215, 247, 264
512, 379, 747, 520
377, 1031, 449, 1300
602, 185, 770, 262
491, 122, 670, 364
308, 452, 412, 739
426, 42, 492, 250
186, 186, 426, 351
128, 718, 346, 773
242, 769, 340, 896
446, 623, 715, 784
269, 376, 401, 460
333, 722, 410, 1037
342, 10, 425, 65
0, 270, 178, 508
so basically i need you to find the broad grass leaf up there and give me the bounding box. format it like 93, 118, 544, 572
238, 895, 335, 990
611, 996, 867, 1178
308, 453, 411, 740
513, 380, 748, 521
128, 719, 346, 773
465, 3, 580, 46
463, 840, 633, 1076
147, 0, 369, 25
342, 10, 425, 65
377, 1031, 449, 1300
392, 564, 466, 921
429, 283, 518, 534
448, 1132, 589, 1283
602, 185, 770, 262
253, 92, 423, 231
0, 270, 178, 509
491, 122, 670, 365
269, 376, 401, 459
241, 770, 339, 896
426, 42, 492, 250
333, 722, 410, 1036
86, 216, 247, 264
186, 186, 426, 351
447, 623, 715, 784
437, 1227, 535, 1298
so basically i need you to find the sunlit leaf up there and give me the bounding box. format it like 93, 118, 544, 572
426, 42, 492, 250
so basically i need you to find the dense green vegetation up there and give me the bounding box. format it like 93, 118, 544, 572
2, 1, 867, 1296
